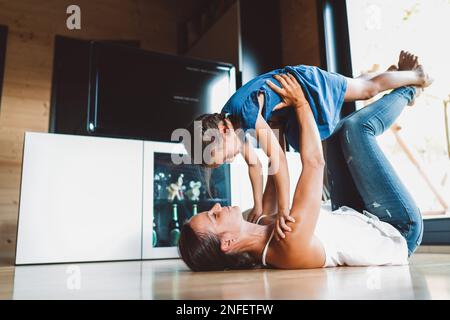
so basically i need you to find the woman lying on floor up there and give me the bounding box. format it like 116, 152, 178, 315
178, 65, 429, 271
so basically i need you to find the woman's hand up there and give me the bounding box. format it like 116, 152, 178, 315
247, 205, 263, 224
275, 208, 295, 241
266, 73, 308, 110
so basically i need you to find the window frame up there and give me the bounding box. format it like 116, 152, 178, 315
318, 0, 450, 246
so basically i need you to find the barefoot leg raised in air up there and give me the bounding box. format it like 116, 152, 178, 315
344, 50, 432, 102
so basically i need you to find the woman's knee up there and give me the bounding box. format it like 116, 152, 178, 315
340, 104, 389, 138
337, 116, 366, 144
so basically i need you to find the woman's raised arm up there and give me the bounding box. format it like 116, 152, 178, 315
267, 74, 325, 263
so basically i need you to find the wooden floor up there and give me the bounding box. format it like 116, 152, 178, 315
1, 253, 450, 299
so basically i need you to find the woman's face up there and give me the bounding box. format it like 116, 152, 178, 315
189, 203, 243, 246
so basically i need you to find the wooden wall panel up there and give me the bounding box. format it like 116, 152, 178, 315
0, 0, 177, 260
186, 2, 240, 70
280, 0, 322, 67
0, 0, 324, 261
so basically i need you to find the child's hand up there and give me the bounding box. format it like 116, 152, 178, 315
247, 205, 263, 224
275, 208, 295, 241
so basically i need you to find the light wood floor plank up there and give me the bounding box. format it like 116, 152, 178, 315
1, 253, 449, 299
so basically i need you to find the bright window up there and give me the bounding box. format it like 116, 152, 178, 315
346, 0, 450, 216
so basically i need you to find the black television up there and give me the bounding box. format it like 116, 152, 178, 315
50, 38, 236, 142
87, 41, 235, 142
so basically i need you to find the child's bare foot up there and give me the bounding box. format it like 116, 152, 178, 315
387, 64, 398, 72
414, 64, 434, 88
398, 50, 419, 70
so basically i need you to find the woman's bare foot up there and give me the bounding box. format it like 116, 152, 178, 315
397, 51, 432, 87
392, 51, 431, 106
398, 50, 419, 70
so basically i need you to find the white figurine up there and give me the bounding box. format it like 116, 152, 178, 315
186, 180, 202, 201
167, 174, 185, 201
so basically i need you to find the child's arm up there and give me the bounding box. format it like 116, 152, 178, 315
260, 118, 287, 217
240, 140, 263, 223
262, 174, 277, 217
254, 113, 293, 240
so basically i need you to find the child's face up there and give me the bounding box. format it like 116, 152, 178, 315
209, 120, 241, 167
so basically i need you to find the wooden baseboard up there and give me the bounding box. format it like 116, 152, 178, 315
416, 245, 450, 254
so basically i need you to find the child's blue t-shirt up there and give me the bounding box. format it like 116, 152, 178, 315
221, 65, 348, 151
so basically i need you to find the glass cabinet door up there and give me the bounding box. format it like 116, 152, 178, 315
142, 141, 232, 259
152, 152, 231, 248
